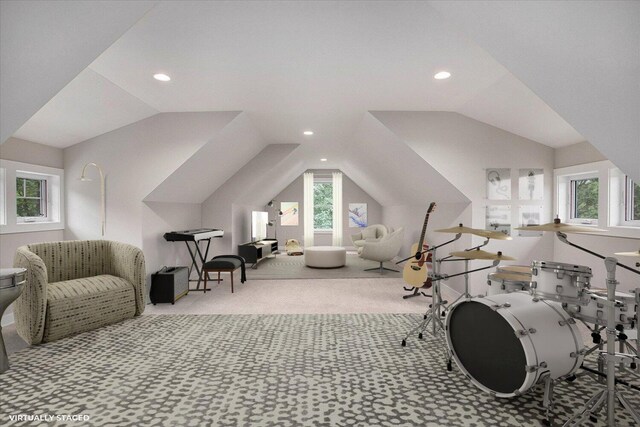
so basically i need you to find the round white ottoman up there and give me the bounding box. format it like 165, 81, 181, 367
304, 246, 346, 268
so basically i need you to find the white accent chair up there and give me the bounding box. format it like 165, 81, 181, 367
359, 228, 405, 274
350, 224, 389, 250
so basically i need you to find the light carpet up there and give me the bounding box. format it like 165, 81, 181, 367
1, 314, 638, 427
245, 253, 402, 280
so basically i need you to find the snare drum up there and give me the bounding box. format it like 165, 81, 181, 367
1, 267, 27, 373
0, 268, 27, 290
531, 261, 592, 304
487, 272, 531, 296
446, 292, 584, 398
567, 289, 638, 327
497, 265, 532, 276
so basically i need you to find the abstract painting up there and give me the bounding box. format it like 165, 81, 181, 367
280, 202, 299, 226
349, 203, 367, 228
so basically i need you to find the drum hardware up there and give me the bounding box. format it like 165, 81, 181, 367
401, 258, 501, 357
563, 258, 640, 427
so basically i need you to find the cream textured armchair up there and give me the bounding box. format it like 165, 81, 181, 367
360, 228, 405, 274
13, 240, 145, 344
351, 224, 389, 249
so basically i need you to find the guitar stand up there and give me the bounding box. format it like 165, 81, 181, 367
402, 286, 431, 299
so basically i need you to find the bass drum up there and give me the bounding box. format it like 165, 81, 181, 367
445, 292, 584, 398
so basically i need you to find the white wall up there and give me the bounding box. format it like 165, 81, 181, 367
555, 141, 607, 169
374, 112, 556, 295
64, 112, 239, 288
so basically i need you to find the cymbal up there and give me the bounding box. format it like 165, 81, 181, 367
435, 224, 478, 234
514, 218, 606, 233
473, 229, 513, 240
614, 250, 640, 257
450, 249, 516, 261
436, 224, 513, 240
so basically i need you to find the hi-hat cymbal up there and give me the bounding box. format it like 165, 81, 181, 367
614, 250, 640, 258
514, 218, 607, 233
450, 249, 516, 261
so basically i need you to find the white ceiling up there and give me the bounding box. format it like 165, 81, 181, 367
12, 1, 584, 149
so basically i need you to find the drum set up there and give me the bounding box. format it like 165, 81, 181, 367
401, 219, 640, 426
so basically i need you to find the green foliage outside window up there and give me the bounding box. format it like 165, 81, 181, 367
16, 177, 45, 217
573, 178, 598, 219
314, 182, 333, 230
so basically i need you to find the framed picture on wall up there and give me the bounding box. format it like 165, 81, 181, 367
485, 205, 511, 237
348, 203, 367, 227
280, 202, 299, 226
518, 205, 544, 237
519, 168, 544, 200
486, 168, 511, 200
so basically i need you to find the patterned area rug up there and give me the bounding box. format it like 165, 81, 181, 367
1, 314, 638, 426
246, 253, 402, 280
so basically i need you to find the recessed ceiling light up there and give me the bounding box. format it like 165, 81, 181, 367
303, 131, 314, 136
153, 73, 171, 82
434, 71, 451, 80
320, 158, 327, 162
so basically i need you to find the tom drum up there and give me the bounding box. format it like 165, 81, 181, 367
486, 272, 532, 296
567, 289, 638, 327
531, 261, 592, 304
446, 292, 584, 398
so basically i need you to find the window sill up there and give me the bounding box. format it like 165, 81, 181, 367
573, 225, 640, 240
0, 222, 65, 235
314, 230, 333, 234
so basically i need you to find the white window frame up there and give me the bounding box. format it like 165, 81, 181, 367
16, 171, 50, 223
0, 159, 64, 234
313, 177, 333, 233
609, 167, 640, 228
623, 176, 640, 226
567, 171, 599, 225
555, 160, 640, 239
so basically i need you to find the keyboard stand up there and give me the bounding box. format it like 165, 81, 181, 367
184, 238, 212, 291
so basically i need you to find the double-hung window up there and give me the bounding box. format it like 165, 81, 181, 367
0, 160, 64, 233
622, 176, 640, 225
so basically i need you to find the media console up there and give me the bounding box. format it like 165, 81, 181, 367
238, 240, 278, 269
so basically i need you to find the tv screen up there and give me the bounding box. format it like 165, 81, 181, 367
251, 211, 269, 241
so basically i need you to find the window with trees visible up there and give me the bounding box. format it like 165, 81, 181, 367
16, 176, 47, 219
625, 177, 640, 222
314, 181, 333, 231
570, 177, 598, 221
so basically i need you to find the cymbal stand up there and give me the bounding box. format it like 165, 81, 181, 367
438, 237, 491, 306
563, 258, 640, 426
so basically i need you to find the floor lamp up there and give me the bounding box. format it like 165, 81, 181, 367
79, 162, 106, 236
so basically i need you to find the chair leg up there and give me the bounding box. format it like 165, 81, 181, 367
203, 269, 208, 293
230, 270, 234, 293
364, 262, 400, 274
217, 271, 221, 283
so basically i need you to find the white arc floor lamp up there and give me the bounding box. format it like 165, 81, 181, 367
79, 162, 106, 236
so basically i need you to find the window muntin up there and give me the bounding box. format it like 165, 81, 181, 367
313, 181, 333, 231
624, 176, 640, 223
570, 177, 599, 221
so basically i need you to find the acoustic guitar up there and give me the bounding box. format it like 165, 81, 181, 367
403, 202, 436, 288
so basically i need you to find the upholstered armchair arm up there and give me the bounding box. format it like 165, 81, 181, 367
350, 232, 363, 246
13, 246, 48, 345
109, 242, 146, 316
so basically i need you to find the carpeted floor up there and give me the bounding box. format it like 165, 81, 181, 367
245, 252, 402, 280
1, 314, 638, 427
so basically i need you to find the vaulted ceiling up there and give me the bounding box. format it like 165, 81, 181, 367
2, 1, 638, 181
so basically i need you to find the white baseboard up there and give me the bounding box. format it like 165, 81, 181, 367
1, 312, 15, 327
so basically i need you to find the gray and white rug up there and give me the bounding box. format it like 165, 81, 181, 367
1, 314, 638, 426
246, 253, 402, 280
